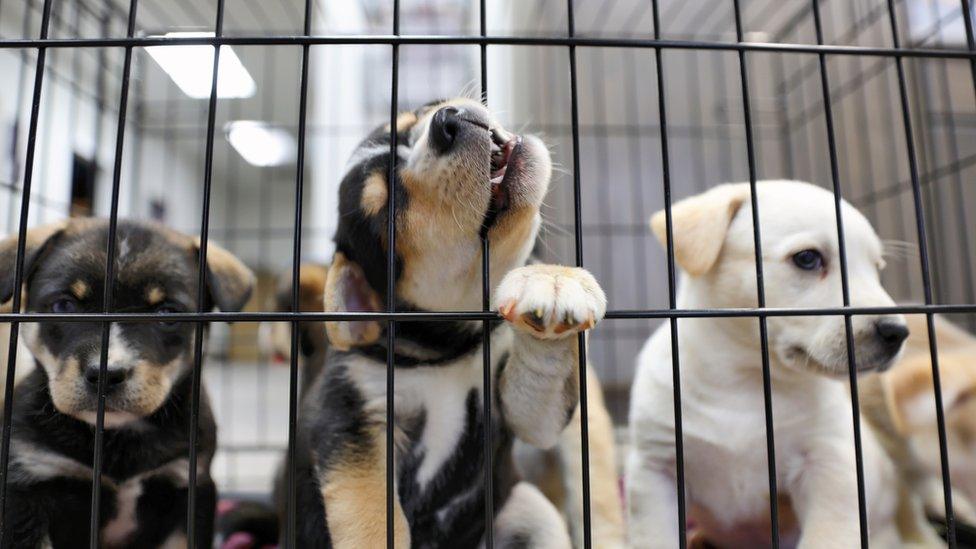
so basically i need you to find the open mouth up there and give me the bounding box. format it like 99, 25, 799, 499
481, 129, 522, 236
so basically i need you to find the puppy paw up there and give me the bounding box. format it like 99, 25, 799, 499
495, 265, 606, 339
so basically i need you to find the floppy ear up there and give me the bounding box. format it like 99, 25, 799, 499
886, 352, 976, 434
649, 183, 751, 276
0, 221, 69, 306
192, 237, 255, 312
324, 252, 383, 351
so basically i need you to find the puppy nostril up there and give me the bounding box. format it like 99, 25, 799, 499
84, 366, 129, 387
875, 321, 909, 349
429, 106, 461, 154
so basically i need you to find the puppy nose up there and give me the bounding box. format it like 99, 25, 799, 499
84, 365, 129, 388
429, 106, 461, 153
875, 320, 909, 351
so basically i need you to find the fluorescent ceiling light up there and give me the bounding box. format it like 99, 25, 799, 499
146, 32, 256, 99
225, 121, 296, 167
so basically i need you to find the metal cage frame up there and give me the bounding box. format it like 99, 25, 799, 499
1, 0, 975, 547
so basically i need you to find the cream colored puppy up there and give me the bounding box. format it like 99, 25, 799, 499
627, 181, 911, 548
862, 314, 976, 528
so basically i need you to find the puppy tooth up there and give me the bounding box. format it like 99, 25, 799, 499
534, 307, 544, 320
499, 301, 517, 320
580, 315, 596, 331
564, 311, 576, 326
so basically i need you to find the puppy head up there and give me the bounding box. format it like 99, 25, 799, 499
325, 98, 552, 350
261, 263, 329, 363
0, 219, 254, 427
884, 349, 976, 497
651, 180, 908, 376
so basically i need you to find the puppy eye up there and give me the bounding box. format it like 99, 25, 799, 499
51, 299, 78, 314
156, 305, 181, 325
792, 249, 824, 271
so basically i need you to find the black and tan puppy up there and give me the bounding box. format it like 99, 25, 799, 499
0, 218, 254, 548
291, 98, 607, 547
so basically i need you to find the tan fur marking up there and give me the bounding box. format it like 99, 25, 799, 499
145, 285, 165, 305
383, 111, 418, 133
360, 172, 389, 217
70, 280, 90, 300
320, 430, 410, 548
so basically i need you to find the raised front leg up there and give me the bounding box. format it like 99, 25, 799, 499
494, 265, 606, 450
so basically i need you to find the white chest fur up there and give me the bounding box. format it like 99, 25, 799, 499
102, 477, 144, 546
346, 328, 513, 491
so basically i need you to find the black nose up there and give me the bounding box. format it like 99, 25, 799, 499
84, 365, 129, 388
429, 106, 461, 154
876, 320, 909, 352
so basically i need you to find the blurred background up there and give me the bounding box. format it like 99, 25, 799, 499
0, 0, 973, 498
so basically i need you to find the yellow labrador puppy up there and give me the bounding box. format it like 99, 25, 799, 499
627, 181, 910, 548
862, 314, 976, 532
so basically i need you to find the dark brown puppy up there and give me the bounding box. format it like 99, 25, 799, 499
0, 218, 254, 548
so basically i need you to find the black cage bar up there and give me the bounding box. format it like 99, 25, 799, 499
0, 0, 975, 548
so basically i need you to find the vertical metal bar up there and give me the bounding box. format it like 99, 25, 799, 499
772, 56, 795, 180
959, 0, 976, 95
478, 0, 493, 546
589, 49, 618, 376
219, 100, 239, 490
565, 2, 593, 546
187, 0, 225, 545
6, 3, 34, 233
387, 2, 401, 547
730, 1, 780, 545
623, 48, 651, 309
88, 0, 138, 545
885, 1, 957, 545
257, 45, 275, 442
648, 2, 687, 546
810, 2, 870, 545
928, 0, 975, 319
0, 0, 53, 542
286, 1, 313, 544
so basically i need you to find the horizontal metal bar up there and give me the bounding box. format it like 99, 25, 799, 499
1, 303, 975, 322
0, 34, 975, 59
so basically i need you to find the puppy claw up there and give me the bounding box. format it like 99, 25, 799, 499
493, 264, 607, 340
499, 300, 517, 321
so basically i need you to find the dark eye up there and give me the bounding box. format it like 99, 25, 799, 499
156, 305, 181, 325
792, 249, 824, 271
51, 298, 78, 314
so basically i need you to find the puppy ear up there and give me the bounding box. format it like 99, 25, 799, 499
0, 221, 69, 306
324, 252, 383, 351
649, 183, 751, 276
886, 352, 976, 434
192, 237, 255, 312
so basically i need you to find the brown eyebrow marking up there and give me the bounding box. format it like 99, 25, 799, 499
70, 280, 90, 300
360, 171, 389, 217
145, 285, 166, 305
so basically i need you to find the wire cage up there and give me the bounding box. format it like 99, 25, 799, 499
0, 0, 974, 546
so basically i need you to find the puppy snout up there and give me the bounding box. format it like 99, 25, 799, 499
429, 106, 462, 153
84, 364, 129, 388
875, 319, 909, 354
